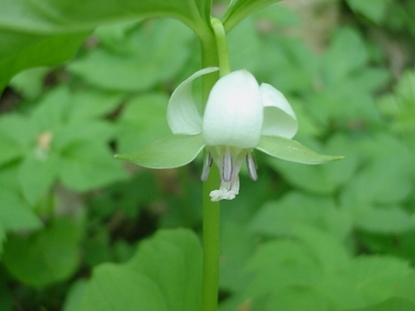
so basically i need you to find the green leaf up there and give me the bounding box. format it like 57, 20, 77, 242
257, 135, 343, 165
245, 239, 320, 297
293, 225, 350, 270
347, 297, 415, 311
67, 89, 123, 122
19, 153, 60, 206
222, 0, 282, 32
353, 205, 415, 234
0, 132, 22, 165
80, 265, 167, 311
250, 192, 352, 240
9, 67, 50, 99
0, 0, 210, 89
267, 135, 359, 194
266, 287, 328, 311
63, 280, 88, 311
347, 0, 389, 23
348, 256, 411, 297
68, 19, 193, 92
115, 134, 205, 169
321, 27, 368, 84
2, 217, 82, 287
128, 229, 202, 311
117, 93, 171, 153
0, 189, 42, 232
0, 114, 36, 150
53, 121, 116, 151
79, 229, 202, 311
220, 222, 256, 291
0, 32, 89, 91
59, 141, 127, 191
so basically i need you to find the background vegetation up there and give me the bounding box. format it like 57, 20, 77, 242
1, 0, 415, 310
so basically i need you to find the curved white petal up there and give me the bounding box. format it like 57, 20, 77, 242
167, 67, 219, 134
203, 70, 263, 148
259, 83, 298, 139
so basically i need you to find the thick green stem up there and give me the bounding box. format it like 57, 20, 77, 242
200, 32, 220, 311
201, 172, 221, 311
199, 17, 232, 311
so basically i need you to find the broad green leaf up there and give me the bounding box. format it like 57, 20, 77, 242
250, 192, 352, 240
321, 27, 368, 84
79, 229, 202, 311
18, 153, 60, 206
115, 134, 205, 169
68, 19, 193, 92
353, 205, 415, 234
222, 0, 282, 32
53, 121, 116, 151
0, 133, 22, 166
269, 160, 339, 194
128, 229, 202, 311
257, 135, 343, 165
327, 256, 415, 310
67, 89, 123, 122
80, 265, 167, 311
347, 256, 411, 302
0, 114, 36, 150
30, 87, 70, 132
266, 287, 328, 311
0, 189, 42, 232
293, 225, 350, 270
347, 0, 389, 23
377, 71, 415, 132
0, 32, 89, 91
347, 297, 415, 311
117, 93, 171, 153
59, 141, 127, 191
2, 217, 81, 287
220, 222, 256, 291
268, 134, 359, 194
0, 0, 210, 89
9, 67, 50, 99
63, 280, 88, 311
245, 239, 320, 297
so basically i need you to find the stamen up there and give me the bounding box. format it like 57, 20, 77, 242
246, 153, 258, 181
222, 152, 233, 182
201, 153, 213, 181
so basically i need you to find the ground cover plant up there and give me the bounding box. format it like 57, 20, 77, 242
1, 0, 415, 310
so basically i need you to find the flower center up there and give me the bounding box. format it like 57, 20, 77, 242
201, 146, 258, 201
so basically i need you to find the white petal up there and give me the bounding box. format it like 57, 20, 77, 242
259, 83, 298, 139
167, 67, 219, 134
203, 70, 263, 148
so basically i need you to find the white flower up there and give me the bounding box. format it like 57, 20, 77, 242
168, 68, 297, 201
116, 67, 340, 201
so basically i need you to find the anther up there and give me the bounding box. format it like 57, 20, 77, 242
246, 153, 258, 181
201, 153, 213, 181
222, 152, 233, 182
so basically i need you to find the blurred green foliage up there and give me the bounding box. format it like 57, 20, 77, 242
1, 0, 415, 310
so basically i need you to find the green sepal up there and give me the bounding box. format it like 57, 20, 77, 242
114, 134, 205, 169
257, 135, 343, 165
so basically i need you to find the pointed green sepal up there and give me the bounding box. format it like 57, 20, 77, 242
257, 135, 343, 164
114, 134, 205, 169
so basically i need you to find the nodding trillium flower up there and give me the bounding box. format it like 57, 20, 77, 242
115, 67, 341, 201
